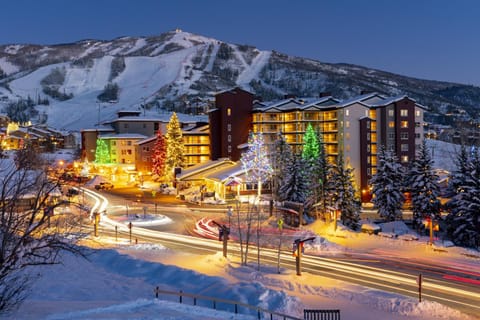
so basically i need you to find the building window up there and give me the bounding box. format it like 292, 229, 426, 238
124, 124, 129, 128
401, 155, 409, 163
143, 123, 147, 128
227, 145, 231, 153
112, 141, 116, 145
367, 144, 371, 152
154, 123, 159, 131
227, 124, 231, 132
346, 144, 350, 151
111, 149, 116, 154
416, 110, 421, 117
389, 121, 395, 128
400, 121, 409, 128
400, 132, 409, 140
227, 108, 231, 116
401, 144, 409, 152
388, 133, 395, 139
345, 121, 350, 128
367, 133, 371, 141
366, 121, 370, 129
345, 109, 350, 116
388, 110, 394, 117
227, 135, 231, 142
415, 133, 421, 139
400, 109, 408, 117
346, 132, 350, 140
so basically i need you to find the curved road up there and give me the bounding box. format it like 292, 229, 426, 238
83, 187, 480, 318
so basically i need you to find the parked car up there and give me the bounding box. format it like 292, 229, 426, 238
94, 182, 114, 190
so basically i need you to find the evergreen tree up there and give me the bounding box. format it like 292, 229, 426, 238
94, 139, 110, 164
151, 128, 167, 178
370, 146, 405, 221
314, 129, 331, 216
240, 132, 273, 197
327, 153, 360, 230
405, 140, 440, 227
165, 112, 185, 178
270, 132, 294, 201
278, 154, 311, 206
445, 144, 470, 198
301, 123, 319, 162
446, 148, 480, 248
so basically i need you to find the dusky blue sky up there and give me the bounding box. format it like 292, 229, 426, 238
1, 0, 479, 85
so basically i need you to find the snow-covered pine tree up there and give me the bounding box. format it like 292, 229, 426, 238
314, 129, 331, 215
405, 140, 440, 227
445, 143, 470, 198
240, 132, 273, 197
327, 153, 360, 229
370, 145, 405, 221
446, 148, 480, 248
270, 132, 294, 201
278, 154, 312, 206
151, 128, 167, 179
165, 112, 184, 179
94, 138, 110, 163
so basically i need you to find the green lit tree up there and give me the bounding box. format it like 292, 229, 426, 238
165, 112, 184, 178
94, 138, 110, 164
301, 123, 319, 162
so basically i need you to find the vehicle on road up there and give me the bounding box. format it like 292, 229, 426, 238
94, 182, 114, 190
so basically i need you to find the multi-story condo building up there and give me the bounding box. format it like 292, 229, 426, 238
182, 123, 210, 167
251, 92, 425, 202
209, 87, 255, 161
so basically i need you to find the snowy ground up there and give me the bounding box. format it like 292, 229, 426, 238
7, 214, 478, 320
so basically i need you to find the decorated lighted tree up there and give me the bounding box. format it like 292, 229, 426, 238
301, 123, 319, 162
152, 128, 167, 178
94, 138, 110, 164
165, 112, 184, 178
240, 132, 273, 197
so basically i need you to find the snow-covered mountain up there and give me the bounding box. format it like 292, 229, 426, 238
1, 29, 479, 131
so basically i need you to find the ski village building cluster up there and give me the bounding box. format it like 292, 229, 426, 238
77, 88, 425, 203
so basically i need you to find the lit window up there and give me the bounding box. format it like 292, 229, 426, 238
227, 145, 231, 153
388, 110, 394, 117
416, 110, 421, 117
346, 121, 350, 128
345, 109, 350, 116
389, 121, 395, 128
401, 155, 409, 163
227, 108, 231, 116
401, 121, 409, 128
227, 135, 231, 142
346, 132, 350, 140
400, 109, 408, 117
227, 124, 231, 132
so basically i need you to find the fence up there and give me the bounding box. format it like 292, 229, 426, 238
154, 287, 303, 320
304, 309, 340, 320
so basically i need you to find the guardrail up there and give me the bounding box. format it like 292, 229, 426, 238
153, 287, 303, 320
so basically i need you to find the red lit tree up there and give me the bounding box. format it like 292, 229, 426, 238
152, 128, 167, 178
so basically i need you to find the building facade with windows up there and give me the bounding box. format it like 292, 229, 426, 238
250, 92, 426, 202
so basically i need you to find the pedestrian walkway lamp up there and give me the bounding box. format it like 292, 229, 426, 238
293, 237, 315, 276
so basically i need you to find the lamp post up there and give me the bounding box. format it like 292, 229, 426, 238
292, 236, 316, 276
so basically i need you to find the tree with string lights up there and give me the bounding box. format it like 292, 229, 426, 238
94, 138, 110, 164
165, 112, 184, 179
151, 128, 167, 179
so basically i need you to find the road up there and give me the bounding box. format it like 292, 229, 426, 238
81, 187, 480, 318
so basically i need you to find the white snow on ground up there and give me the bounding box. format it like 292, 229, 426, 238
6, 212, 478, 320
0, 57, 20, 75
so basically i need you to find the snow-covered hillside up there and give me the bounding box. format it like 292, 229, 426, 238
2, 29, 480, 131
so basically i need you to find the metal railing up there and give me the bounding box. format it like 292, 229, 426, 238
153, 287, 303, 320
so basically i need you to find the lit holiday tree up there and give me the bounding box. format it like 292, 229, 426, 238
301, 123, 319, 162
94, 138, 110, 164
240, 132, 273, 197
151, 128, 167, 178
165, 112, 184, 178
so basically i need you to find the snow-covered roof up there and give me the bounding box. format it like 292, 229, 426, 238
99, 133, 148, 139
177, 158, 236, 181
135, 135, 157, 145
